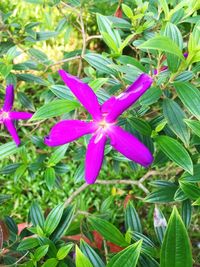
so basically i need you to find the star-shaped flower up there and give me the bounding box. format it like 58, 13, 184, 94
44, 70, 154, 184
0, 84, 33, 146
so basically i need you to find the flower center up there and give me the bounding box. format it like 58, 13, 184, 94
98, 119, 114, 131
0, 111, 9, 122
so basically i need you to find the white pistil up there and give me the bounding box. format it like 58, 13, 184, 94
0, 111, 9, 122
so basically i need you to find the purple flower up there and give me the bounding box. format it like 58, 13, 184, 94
44, 71, 154, 184
0, 85, 33, 146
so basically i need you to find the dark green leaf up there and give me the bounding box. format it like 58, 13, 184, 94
174, 82, 200, 120
88, 217, 128, 247
155, 136, 193, 174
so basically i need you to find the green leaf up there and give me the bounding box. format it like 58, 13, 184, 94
163, 22, 183, 72
16, 73, 48, 86
0, 142, 22, 160
30, 201, 45, 228
180, 181, 200, 200
155, 136, 193, 174
50, 84, 75, 100
56, 244, 73, 260
107, 240, 142, 267
180, 164, 200, 182
84, 53, 117, 75
88, 217, 128, 247
139, 36, 184, 60
31, 100, 79, 120
163, 99, 190, 145
80, 239, 105, 267
17, 92, 35, 111
34, 245, 49, 261
139, 86, 162, 106
45, 167, 56, 191
145, 184, 178, 203
89, 78, 108, 92
160, 207, 192, 267
153, 207, 167, 244
17, 238, 39, 251
122, 4, 134, 19
14, 164, 27, 183
28, 48, 50, 63
125, 201, 142, 233
42, 258, 58, 267
44, 204, 64, 235
0, 63, 13, 78
97, 14, 121, 51
48, 145, 68, 166
50, 205, 75, 241
0, 194, 11, 204
181, 200, 192, 229
184, 119, 200, 138
159, 0, 169, 19
174, 82, 200, 120
128, 118, 152, 136
76, 245, 93, 267
36, 31, 58, 41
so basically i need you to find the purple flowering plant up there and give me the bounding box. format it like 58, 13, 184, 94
0, 1, 200, 266
44, 70, 154, 183
0, 85, 32, 146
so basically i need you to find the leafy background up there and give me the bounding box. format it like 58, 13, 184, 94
0, 0, 200, 266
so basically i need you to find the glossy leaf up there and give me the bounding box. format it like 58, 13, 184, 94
44, 204, 64, 235
76, 245, 93, 267
125, 201, 142, 233
88, 217, 128, 247
160, 207, 192, 267
174, 82, 200, 120
107, 240, 142, 267
80, 239, 105, 267
31, 100, 79, 120
139, 36, 184, 59
163, 98, 190, 145
155, 136, 193, 174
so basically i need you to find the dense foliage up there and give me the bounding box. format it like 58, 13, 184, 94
0, 0, 200, 266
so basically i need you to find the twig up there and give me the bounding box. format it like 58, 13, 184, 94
86, 35, 102, 43
7, 251, 29, 266
64, 171, 158, 206
64, 183, 89, 207
45, 55, 81, 72
77, 10, 87, 77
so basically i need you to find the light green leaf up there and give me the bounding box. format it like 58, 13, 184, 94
31, 100, 79, 120
139, 36, 184, 60
76, 245, 93, 267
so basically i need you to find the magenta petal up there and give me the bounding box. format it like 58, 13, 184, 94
59, 70, 102, 120
107, 125, 153, 167
4, 119, 20, 146
85, 133, 107, 184
44, 120, 97, 147
3, 85, 14, 112
9, 112, 33, 120
101, 96, 116, 114
105, 73, 153, 122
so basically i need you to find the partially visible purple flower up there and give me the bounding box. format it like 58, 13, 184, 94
0, 85, 33, 146
44, 71, 154, 184
154, 52, 188, 75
